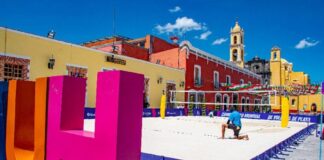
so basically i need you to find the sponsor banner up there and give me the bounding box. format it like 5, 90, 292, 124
192, 108, 202, 116
85, 108, 322, 123
84, 108, 95, 119
219, 111, 319, 123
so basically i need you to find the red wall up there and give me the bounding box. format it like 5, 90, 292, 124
97, 43, 149, 61
147, 35, 178, 53
185, 52, 261, 111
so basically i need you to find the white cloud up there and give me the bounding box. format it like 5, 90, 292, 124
212, 38, 228, 45
169, 6, 181, 13
198, 31, 212, 40
155, 17, 205, 36
295, 38, 319, 49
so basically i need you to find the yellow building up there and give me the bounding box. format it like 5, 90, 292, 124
0, 27, 185, 108
269, 46, 320, 113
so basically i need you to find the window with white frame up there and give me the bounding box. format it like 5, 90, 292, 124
194, 65, 201, 85
240, 79, 244, 85
213, 71, 219, 89
226, 75, 231, 85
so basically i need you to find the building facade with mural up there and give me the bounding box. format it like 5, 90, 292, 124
0, 27, 185, 109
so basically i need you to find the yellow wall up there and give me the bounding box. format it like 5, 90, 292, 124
270, 61, 281, 85
298, 94, 322, 112
0, 27, 185, 108
289, 72, 308, 85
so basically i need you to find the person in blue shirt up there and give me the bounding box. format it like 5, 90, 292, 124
221, 108, 249, 140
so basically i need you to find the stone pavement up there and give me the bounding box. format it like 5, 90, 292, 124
271, 131, 323, 160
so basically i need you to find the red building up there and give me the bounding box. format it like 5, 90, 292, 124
83, 21, 264, 112
82, 35, 178, 61
150, 41, 262, 112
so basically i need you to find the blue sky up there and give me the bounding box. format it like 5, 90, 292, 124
1, 0, 323, 83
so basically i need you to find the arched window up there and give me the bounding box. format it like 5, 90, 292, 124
232, 49, 238, 61
234, 36, 237, 44
273, 52, 277, 60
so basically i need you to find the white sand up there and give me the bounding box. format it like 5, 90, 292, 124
84, 117, 309, 160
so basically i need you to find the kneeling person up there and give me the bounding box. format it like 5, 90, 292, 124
221, 108, 249, 140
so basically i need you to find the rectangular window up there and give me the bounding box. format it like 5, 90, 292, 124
214, 71, 219, 89
194, 65, 201, 86
67, 65, 88, 78
226, 75, 231, 85
1, 55, 30, 81
240, 79, 244, 85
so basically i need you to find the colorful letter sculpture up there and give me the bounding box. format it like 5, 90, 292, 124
46, 71, 144, 160
6, 78, 48, 160
281, 97, 290, 128
0, 82, 8, 160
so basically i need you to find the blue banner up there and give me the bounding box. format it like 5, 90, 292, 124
84, 108, 322, 124
0, 82, 8, 160
84, 108, 95, 119
219, 111, 319, 123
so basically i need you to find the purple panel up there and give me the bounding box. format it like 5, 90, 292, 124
322, 82, 324, 94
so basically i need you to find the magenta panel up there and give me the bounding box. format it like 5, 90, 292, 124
46, 71, 144, 160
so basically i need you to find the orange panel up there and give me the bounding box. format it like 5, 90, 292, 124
6, 78, 47, 160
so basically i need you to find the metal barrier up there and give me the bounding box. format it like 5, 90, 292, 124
251, 124, 317, 160
141, 153, 178, 160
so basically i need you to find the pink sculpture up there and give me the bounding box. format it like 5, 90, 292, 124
46, 71, 144, 160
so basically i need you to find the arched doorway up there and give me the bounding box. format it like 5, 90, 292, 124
241, 97, 246, 112
215, 94, 222, 111
223, 95, 230, 111
232, 93, 239, 111
311, 103, 317, 113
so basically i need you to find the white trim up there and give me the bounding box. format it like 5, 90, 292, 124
0, 52, 31, 59
101, 67, 116, 71
0, 27, 185, 73
166, 80, 176, 84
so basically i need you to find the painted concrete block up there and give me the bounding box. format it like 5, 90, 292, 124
6, 78, 48, 160
0, 82, 8, 160
46, 71, 144, 160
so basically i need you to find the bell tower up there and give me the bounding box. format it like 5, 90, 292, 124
270, 46, 282, 86
230, 21, 245, 68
